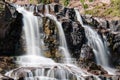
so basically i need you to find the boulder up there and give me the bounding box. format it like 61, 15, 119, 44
0, 57, 16, 74
80, 44, 95, 62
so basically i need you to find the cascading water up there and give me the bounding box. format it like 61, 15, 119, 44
5, 4, 103, 80
15, 6, 55, 67
45, 4, 49, 14
75, 9, 115, 74
45, 14, 72, 64
43, 4, 72, 64
18, 7, 41, 56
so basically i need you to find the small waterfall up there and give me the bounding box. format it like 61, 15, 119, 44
45, 14, 72, 64
43, 4, 72, 64
45, 4, 49, 14
17, 7, 41, 56
75, 9, 115, 74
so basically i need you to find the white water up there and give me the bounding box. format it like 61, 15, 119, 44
15, 4, 72, 64
6, 63, 97, 80
45, 4, 49, 14
44, 5, 72, 64
15, 7, 55, 67
17, 7, 41, 56
5, 5, 103, 80
45, 14, 72, 64
75, 9, 115, 74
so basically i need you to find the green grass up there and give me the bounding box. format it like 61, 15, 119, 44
85, 0, 120, 18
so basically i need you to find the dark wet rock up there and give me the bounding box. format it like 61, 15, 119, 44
54, 4, 62, 13
87, 62, 108, 75
82, 16, 120, 69
93, 17, 110, 29
78, 44, 95, 69
61, 19, 86, 59
81, 15, 100, 29
78, 44, 107, 75
66, 8, 77, 21
56, 7, 77, 21
79, 44, 95, 62
56, 7, 68, 19
113, 33, 120, 50
106, 31, 120, 66
19, 3, 63, 15
43, 17, 59, 59
85, 76, 94, 80
0, 57, 16, 74
0, 11, 23, 56
0, 74, 14, 80
18, 77, 24, 80
110, 20, 120, 32
3, 1, 17, 21
0, 3, 22, 56
37, 4, 44, 13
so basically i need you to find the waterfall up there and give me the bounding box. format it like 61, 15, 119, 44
45, 14, 72, 64
75, 9, 115, 74
5, 5, 103, 80
17, 7, 41, 56
15, 7, 55, 67
42, 4, 72, 64
45, 4, 49, 14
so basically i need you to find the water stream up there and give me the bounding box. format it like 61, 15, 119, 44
15, 6, 55, 67
7, 6, 88, 80
44, 4, 72, 64
45, 14, 72, 64
75, 9, 115, 74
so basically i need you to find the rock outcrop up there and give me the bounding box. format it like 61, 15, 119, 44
0, 10, 23, 56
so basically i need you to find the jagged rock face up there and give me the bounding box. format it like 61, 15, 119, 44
79, 44, 95, 62
81, 15, 100, 29
79, 15, 120, 70
106, 32, 120, 66
57, 8, 77, 21
109, 21, 120, 54
77, 44, 108, 75
56, 7, 86, 59
0, 11, 23, 56
0, 57, 16, 74
113, 34, 120, 51
62, 20, 86, 59
110, 20, 120, 31
43, 17, 59, 59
